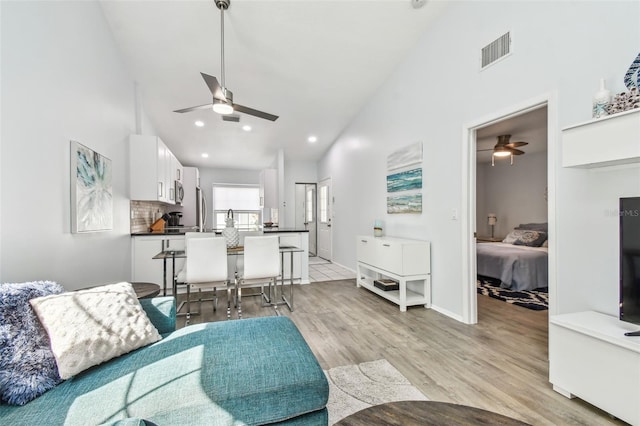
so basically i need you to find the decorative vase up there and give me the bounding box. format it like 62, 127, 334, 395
373, 219, 383, 237
222, 209, 239, 248
592, 78, 610, 119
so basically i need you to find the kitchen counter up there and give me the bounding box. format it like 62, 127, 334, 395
131, 230, 219, 236
263, 228, 309, 233
131, 228, 310, 286
131, 228, 309, 236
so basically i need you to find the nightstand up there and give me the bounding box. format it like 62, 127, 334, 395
476, 236, 503, 243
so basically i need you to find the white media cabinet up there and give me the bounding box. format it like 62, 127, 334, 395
356, 235, 430, 312
549, 311, 640, 425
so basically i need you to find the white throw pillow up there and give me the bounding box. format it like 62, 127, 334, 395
30, 282, 161, 380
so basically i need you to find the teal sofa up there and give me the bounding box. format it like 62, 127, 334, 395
0, 297, 329, 425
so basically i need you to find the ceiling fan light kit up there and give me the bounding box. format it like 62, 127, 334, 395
173, 0, 278, 122
212, 99, 234, 115
480, 134, 528, 166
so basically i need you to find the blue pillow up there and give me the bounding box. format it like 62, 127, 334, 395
0, 281, 65, 405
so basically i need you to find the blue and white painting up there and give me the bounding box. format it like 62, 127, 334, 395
71, 141, 112, 233
387, 142, 422, 171
387, 194, 422, 214
387, 168, 422, 193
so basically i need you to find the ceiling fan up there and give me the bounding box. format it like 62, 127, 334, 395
174, 0, 278, 121
478, 134, 528, 165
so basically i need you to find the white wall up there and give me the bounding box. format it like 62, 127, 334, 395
0, 1, 139, 289
197, 167, 260, 230
476, 151, 548, 238
318, 1, 640, 318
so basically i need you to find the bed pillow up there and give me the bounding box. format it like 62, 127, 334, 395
515, 222, 548, 233
30, 282, 161, 380
0, 281, 65, 405
502, 230, 520, 244
513, 230, 547, 247
503, 229, 547, 247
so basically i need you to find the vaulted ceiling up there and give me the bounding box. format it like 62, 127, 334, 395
100, 0, 448, 169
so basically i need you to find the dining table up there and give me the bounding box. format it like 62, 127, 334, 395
152, 245, 303, 312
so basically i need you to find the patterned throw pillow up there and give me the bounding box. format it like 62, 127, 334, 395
0, 281, 65, 405
30, 282, 162, 380
503, 229, 547, 247
513, 230, 547, 247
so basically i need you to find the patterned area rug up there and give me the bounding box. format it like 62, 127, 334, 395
477, 276, 548, 310
325, 359, 428, 425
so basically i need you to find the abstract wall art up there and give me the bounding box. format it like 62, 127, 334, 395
387, 168, 422, 193
387, 141, 422, 171
387, 194, 422, 214
386, 142, 423, 214
71, 141, 113, 233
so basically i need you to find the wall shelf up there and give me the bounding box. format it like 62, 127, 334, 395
562, 109, 640, 168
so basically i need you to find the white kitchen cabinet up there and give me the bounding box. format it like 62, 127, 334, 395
131, 235, 185, 295
549, 311, 640, 425
171, 153, 183, 183
259, 168, 278, 208
129, 134, 176, 204
166, 151, 183, 203
562, 109, 640, 168
356, 235, 430, 312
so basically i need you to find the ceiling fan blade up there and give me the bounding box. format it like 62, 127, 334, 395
510, 148, 525, 155
506, 141, 528, 148
477, 148, 494, 152
174, 103, 213, 113
233, 103, 279, 121
200, 72, 225, 100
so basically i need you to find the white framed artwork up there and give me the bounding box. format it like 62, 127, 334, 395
70, 141, 113, 233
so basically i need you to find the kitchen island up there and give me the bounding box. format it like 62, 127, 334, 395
131, 229, 310, 295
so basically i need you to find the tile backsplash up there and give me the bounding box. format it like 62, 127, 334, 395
130, 201, 175, 233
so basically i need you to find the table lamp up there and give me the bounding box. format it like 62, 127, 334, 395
488, 213, 497, 238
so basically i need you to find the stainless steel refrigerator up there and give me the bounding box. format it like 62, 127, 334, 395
181, 167, 206, 231
195, 186, 207, 232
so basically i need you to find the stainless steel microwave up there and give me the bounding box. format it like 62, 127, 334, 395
174, 180, 184, 204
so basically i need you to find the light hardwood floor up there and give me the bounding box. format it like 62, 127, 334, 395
177, 280, 624, 426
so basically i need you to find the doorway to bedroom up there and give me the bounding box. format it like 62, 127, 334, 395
475, 105, 549, 315
462, 93, 557, 325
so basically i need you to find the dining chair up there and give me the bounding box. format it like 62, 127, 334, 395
235, 235, 280, 318
175, 234, 230, 321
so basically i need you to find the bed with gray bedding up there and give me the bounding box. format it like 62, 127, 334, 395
477, 242, 548, 291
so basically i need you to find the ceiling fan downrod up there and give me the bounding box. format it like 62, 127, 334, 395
215, 0, 230, 89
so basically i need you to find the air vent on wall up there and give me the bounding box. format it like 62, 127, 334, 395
481, 31, 511, 69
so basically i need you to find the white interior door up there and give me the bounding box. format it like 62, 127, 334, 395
295, 183, 317, 256
317, 178, 332, 261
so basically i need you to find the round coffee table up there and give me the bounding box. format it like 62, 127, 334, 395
130, 282, 161, 299
335, 400, 530, 425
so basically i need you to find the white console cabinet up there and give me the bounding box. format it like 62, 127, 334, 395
356, 236, 430, 312
549, 311, 640, 425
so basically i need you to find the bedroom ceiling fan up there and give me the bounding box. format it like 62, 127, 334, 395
478, 134, 528, 166
174, 0, 278, 121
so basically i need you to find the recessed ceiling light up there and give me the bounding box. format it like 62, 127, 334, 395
308, 135, 318, 143
195, 120, 205, 127
242, 125, 252, 132
201, 153, 209, 158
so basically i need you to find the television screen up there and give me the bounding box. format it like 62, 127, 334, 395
620, 197, 640, 326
